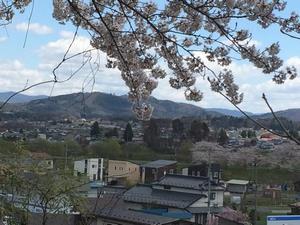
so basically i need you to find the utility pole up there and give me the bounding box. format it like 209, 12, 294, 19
253, 158, 258, 225
64, 142, 68, 171
207, 148, 211, 222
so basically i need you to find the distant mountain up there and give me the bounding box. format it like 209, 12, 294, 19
258, 108, 300, 122
1, 92, 221, 120
2, 92, 299, 122
206, 108, 255, 117
0, 92, 47, 103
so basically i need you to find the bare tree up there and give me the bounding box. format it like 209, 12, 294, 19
0, 149, 86, 225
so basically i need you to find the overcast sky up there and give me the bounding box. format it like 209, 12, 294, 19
0, 1, 300, 113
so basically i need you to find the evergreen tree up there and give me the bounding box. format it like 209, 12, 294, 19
105, 128, 119, 138
90, 121, 101, 139
189, 120, 209, 142
143, 119, 160, 149
247, 130, 256, 138
201, 122, 210, 140
241, 130, 247, 138
218, 128, 228, 146
172, 119, 184, 134
123, 123, 133, 142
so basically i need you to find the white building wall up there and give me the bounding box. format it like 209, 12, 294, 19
87, 158, 100, 181
74, 160, 85, 174
190, 190, 224, 208
74, 158, 104, 181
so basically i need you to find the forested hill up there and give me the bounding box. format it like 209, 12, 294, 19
257, 108, 300, 122
0, 92, 221, 120
1, 92, 300, 123
0, 92, 47, 103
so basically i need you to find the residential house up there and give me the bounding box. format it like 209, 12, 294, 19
263, 186, 281, 200
140, 160, 177, 184
226, 180, 250, 203
289, 202, 300, 215
227, 180, 249, 194
256, 140, 274, 150
30, 152, 54, 170
107, 160, 140, 186
74, 158, 104, 181
81, 190, 193, 225
124, 174, 225, 225
182, 163, 222, 183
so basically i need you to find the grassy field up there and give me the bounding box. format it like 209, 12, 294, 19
222, 165, 299, 185
222, 165, 299, 225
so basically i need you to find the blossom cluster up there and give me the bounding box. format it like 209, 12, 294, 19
1, 0, 299, 120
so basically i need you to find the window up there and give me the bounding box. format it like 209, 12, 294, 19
210, 193, 216, 200
163, 185, 171, 190
213, 172, 219, 179
197, 171, 201, 177
115, 166, 117, 170
192, 171, 195, 176
169, 169, 174, 174
92, 165, 96, 168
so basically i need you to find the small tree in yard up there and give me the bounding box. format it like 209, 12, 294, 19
0, 156, 85, 225
123, 123, 133, 142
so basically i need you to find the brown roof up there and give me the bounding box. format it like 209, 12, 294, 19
30, 152, 52, 160
216, 207, 249, 224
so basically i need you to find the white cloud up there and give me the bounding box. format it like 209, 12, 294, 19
0, 36, 7, 43
222, 38, 262, 48
59, 30, 75, 38
1, 33, 300, 114
15, 22, 53, 35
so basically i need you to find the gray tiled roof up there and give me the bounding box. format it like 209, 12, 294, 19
157, 174, 224, 191
83, 194, 182, 225
123, 185, 205, 208
141, 160, 177, 168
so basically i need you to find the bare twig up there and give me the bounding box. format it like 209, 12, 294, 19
23, 0, 34, 48
216, 90, 289, 138
262, 93, 300, 144
0, 80, 55, 110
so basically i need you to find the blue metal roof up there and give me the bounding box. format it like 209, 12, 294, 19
267, 215, 300, 221
133, 208, 193, 220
